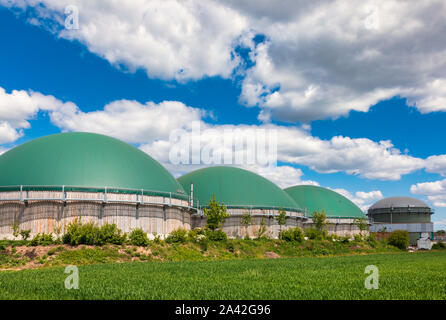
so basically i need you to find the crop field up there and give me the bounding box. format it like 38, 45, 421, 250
0, 251, 445, 299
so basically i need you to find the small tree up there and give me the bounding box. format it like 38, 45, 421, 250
312, 210, 327, 232
388, 230, 409, 250
354, 217, 368, 237
256, 217, 267, 239
241, 209, 252, 238
11, 222, 20, 238
275, 209, 287, 231
203, 194, 229, 231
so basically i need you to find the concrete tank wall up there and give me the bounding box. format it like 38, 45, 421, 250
0, 191, 191, 239
191, 208, 304, 239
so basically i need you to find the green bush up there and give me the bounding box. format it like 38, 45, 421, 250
279, 227, 304, 242
305, 228, 326, 240
62, 219, 126, 246
206, 229, 227, 241
432, 242, 446, 250
187, 228, 206, 242
19, 230, 31, 241
387, 230, 409, 250
129, 229, 149, 246
166, 228, 188, 244
98, 223, 127, 245
30, 233, 54, 246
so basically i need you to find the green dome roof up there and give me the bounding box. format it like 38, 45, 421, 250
178, 166, 301, 211
0, 132, 185, 196
284, 185, 364, 218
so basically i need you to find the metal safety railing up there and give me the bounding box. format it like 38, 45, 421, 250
0, 185, 200, 211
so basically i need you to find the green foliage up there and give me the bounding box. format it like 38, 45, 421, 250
388, 230, 410, 250
354, 217, 368, 236
11, 222, 20, 238
305, 228, 326, 240
206, 229, 228, 241
62, 219, 126, 246
129, 229, 149, 246
19, 229, 31, 241
240, 210, 252, 226
432, 242, 446, 250
255, 217, 267, 239
312, 210, 327, 232
275, 210, 287, 227
166, 228, 188, 244
187, 228, 206, 242
98, 223, 127, 245
30, 233, 54, 246
203, 194, 229, 231
279, 227, 304, 242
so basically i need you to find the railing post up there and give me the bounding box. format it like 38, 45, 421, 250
141, 189, 144, 205
20, 185, 23, 202
169, 192, 172, 206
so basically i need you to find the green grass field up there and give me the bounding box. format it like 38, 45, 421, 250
0, 251, 445, 299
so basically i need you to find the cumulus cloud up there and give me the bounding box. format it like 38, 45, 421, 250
410, 179, 446, 207
0, 0, 248, 81
50, 99, 204, 143
332, 188, 383, 211
3, 1, 446, 121
0, 85, 432, 181
0, 87, 64, 143
425, 155, 446, 175
237, 0, 446, 122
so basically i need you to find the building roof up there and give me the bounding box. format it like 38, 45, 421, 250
177, 166, 301, 211
0, 132, 185, 196
284, 185, 365, 218
368, 196, 430, 210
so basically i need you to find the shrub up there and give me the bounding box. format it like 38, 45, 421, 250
305, 228, 325, 240
353, 234, 363, 242
129, 228, 149, 246
62, 219, 126, 246
206, 229, 228, 241
279, 227, 304, 242
30, 233, 54, 246
387, 230, 409, 250
226, 241, 235, 252
98, 223, 127, 245
432, 242, 446, 250
166, 228, 188, 244
187, 228, 206, 242
19, 229, 31, 241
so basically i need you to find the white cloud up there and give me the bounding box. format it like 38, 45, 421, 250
332, 188, 383, 211
0, 87, 64, 143
425, 155, 446, 175
3, 1, 446, 122
50, 99, 204, 143
1, 0, 248, 81
237, 0, 446, 122
0, 85, 434, 182
411, 179, 446, 207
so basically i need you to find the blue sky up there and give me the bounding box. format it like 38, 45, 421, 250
1, 1, 446, 230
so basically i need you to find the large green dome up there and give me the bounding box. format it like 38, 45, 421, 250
0, 132, 185, 196
284, 185, 364, 218
177, 166, 301, 211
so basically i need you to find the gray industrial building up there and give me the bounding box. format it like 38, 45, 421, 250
367, 196, 434, 246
